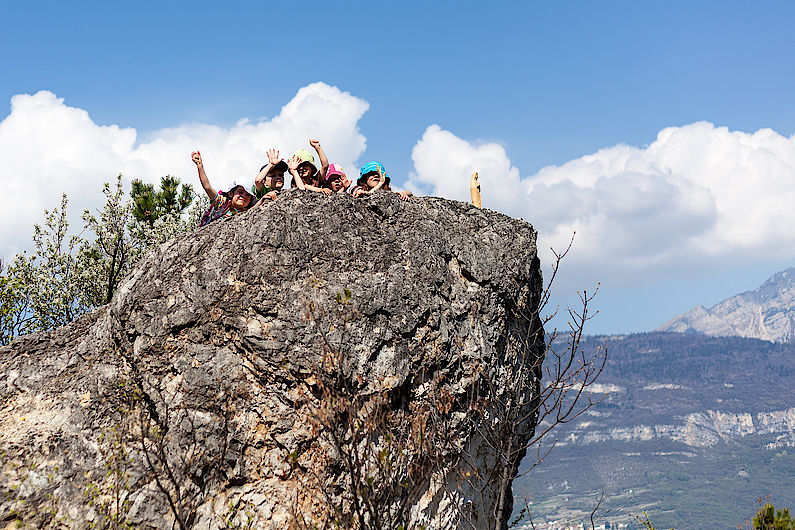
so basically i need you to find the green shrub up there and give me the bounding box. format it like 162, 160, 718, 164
753, 503, 795, 530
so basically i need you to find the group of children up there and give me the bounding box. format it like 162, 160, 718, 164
192, 139, 413, 227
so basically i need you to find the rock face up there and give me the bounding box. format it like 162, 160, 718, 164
658, 267, 795, 343
0, 191, 544, 529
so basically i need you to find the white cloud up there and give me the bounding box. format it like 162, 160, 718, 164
6, 86, 795, 295
408, 122, 795, 284
0, 83, 369, 259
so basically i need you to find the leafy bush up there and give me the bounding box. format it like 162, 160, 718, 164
0, 175, 200, 344
754, 503, 795, 530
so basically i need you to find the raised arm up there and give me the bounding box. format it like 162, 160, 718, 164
192, 151, 217, 200
309, 139, 329, 180
254, 148, 282, 193
287, 154, 306, 190
254, 164, 270, 193
340, 174, 352, 193
366, 165, 386, 193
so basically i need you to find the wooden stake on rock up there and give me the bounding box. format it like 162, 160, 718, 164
470, 171, 482, 208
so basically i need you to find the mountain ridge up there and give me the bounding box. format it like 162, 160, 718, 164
658, 267, 795, 343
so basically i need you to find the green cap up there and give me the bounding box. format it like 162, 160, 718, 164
293, 148, 317, 172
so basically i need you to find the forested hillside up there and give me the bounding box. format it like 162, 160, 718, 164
512, 332, 795, 529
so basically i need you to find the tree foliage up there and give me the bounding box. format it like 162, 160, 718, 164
78, 176, 135, 307
130, 176, 194, 224
0, 258, 33, 344
754, 503, 795, 530
0, 175, 200, 345
3, 194, 89, 336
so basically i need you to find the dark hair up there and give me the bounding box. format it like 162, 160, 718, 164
261, 160, 288, 174
357, 173, 390, 191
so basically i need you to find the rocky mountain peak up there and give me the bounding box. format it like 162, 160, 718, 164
658, 267, 795, 343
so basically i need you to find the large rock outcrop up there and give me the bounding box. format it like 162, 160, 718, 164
0, 191, 544, 529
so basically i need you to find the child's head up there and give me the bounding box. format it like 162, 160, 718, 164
358, 161, 388, 191
292, 148, 318, 185
226, 185, 254, 209
267, 171, 285, 191
261, 160, 287, 191
323, 164, 347, 193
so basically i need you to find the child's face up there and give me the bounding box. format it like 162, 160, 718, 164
297, 163, 316, 181
365, 172, 380, 189
328, 175, 344, 192
266, 171, 285, 190
229, 186, 252, 208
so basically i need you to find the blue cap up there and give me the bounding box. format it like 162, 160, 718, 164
359, 161, 388, 182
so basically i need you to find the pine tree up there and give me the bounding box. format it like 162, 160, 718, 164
131, 176, 194, 223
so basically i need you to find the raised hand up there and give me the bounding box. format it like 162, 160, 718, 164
193, 150, 215, 200
287, 155, 301, 171
341, 175, 352, 190
267, 148, 282, 166
309, 139, 321, 149
368, 165, 385, 193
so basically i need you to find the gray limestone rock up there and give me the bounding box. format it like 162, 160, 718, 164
658, 267, 795, 343
0, 191, 544, 529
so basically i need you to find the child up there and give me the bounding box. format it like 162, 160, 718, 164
352, 162, 413, 200
252, 148, 287, 204
351, 161, 386, 197
321, 163, 352, 193
191, 151, 255, 226
288, 139, 331, 194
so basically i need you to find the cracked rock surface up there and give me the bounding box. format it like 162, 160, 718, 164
0, 191, 543, 529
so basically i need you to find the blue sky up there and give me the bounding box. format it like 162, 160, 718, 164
2, 1, 795, 334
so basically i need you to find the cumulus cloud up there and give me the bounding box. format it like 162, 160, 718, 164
6, 85, 795, 294
408, 122, 795, 283
0, 83, 368, 259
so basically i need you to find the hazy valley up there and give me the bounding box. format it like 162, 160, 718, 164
511, 330, 795, 528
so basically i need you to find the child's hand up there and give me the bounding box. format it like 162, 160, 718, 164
341, 175, 352, 189
309, 139, 321, 150
352, 188, 364, 198
320, 188, 332, 196
256, 190, 278, 208
366, 165, 385, 193
267, 148, 282, 166
191, 151, 203, 166
397, 190, 412, 201
287, 155, 301, 171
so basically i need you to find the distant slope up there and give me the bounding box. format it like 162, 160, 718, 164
658, 267, 795, 343
511, 332, 795, 529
